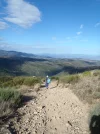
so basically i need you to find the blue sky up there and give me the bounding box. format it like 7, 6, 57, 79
0, 0, 100, 55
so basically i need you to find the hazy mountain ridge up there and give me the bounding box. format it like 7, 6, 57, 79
0, 50, 100, 60
0, 50, 100, 76
0, 50, 51, 59
40, 53, 100, 60
0, 57, 100, 76
0, 50, 35, 57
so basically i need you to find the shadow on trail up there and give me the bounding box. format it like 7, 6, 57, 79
40, 83, 46, 88
50, 85, 58, 89
0, 95, 36, 123
0, 95, 36, 121
0, 95, 37, 134
90, 115, 100, 134
0, 111, 21, 134
21, 95, 37, 105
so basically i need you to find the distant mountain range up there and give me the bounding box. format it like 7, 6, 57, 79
0, 50, 39, 58
0, 50, 52, 59
0, 50, 100, 60
0, 49, 100, 76
39, 53, 100, 60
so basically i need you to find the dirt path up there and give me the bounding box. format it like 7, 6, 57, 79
9, 81, 89, 134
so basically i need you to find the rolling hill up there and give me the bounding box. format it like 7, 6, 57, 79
0, 50, 41, 58
0, 50, 100, 76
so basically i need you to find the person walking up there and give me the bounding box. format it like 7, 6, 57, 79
45, 75, 51, 89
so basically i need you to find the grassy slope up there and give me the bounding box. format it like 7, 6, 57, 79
59, 70, 100, 104
0, 76, 41, 118
59, 70, 100, 127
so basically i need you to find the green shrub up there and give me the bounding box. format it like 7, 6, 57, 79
0, 88, 22, 117
0, 76, 13, 88
82, 71, 91, 77
2, 80, 13, 87
60, 74, 80, 84
0, 76, 41, 88
93, 92, 100, 99
0, 76, 13, 83
0, 76, 13, 87
13, 77, 25, 86
0, 88, 22, 105
23, 77, 40, 86
93, 70, 100, 76
51, 76, 59, 80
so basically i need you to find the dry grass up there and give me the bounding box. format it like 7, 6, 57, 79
82, 71, 92, 77
70, 76, 100, 104
0, 101, 13, 118
59, 70, 100, 129
92, 69, 100, 76
60, 74, 80, 84
88, 103, 100, 127
58, 70, 100, 104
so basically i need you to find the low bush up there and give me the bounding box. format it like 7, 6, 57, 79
51, 76, 59, 80
23, 77, 40, 86
93, 92, 100, 99
60, 74, 80, 84
82, 71, 91, 77
2, 81, 14, 88
0, 88, 22, 105
93, 70, 100, 76
13, 77, 25, 86
0, 76, 13, 83
0, 88, 22, 117
0, 76, 41, 88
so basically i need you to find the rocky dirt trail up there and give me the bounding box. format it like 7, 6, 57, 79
38, 82, 89, 134
1, 81, 90, 134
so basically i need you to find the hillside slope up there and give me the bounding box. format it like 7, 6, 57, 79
1, 56, 100, 76
0, 50, 37, 58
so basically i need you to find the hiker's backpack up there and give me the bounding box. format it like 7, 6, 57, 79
47, 78, 51, 84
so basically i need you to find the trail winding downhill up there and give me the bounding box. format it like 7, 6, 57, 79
9, 81, 89, 134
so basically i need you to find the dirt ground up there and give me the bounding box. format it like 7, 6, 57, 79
0, 81, 90, 134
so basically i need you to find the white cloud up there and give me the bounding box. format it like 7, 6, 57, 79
95, 22, 100, 27
29, 45, 50, 49
76, 31, 82, 35
0, 42, 12, 50
4, 0, 41, 28
0, 44, 11, 48
0, 20, 8, 29
80, 24, 84, 29
0, 37, 15, 50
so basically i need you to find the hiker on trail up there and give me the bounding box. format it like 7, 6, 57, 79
45, 75, 51, 89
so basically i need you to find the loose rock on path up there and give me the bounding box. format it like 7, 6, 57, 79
2, 81, 89, 134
